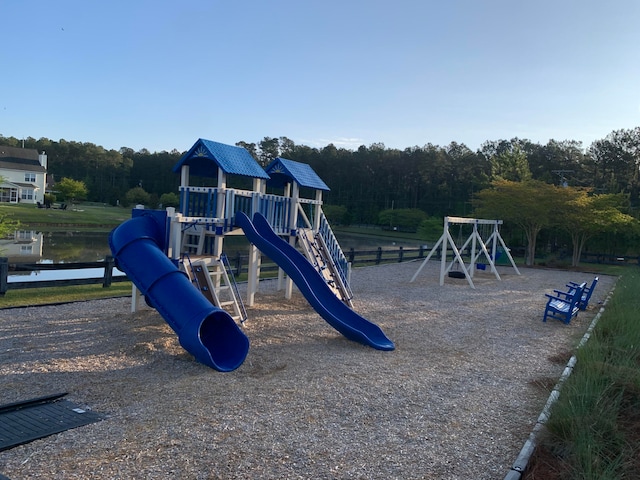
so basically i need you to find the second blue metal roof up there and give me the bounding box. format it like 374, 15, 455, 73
265, 157, 330, 191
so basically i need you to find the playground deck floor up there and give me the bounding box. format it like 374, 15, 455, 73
0, 261, 616, 479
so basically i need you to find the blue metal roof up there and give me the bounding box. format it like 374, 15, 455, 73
173, 139, 270, 179
265, 157, 330, 191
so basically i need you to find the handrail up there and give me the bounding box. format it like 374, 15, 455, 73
317, 211, 352, 296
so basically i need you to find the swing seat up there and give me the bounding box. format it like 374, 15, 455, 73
448, 270, 466, 279
476, 250, 503, 270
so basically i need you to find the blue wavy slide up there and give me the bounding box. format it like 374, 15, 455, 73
236, 212, 395, 351
109, 211, 249, 372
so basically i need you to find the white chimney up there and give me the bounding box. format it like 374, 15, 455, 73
39, 151, 47, 169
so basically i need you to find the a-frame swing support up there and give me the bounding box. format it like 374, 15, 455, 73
410, 216, 520, 289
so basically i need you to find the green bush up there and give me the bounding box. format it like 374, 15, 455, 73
417, 217, 443, 240
323, 204, 349, 225
159, 192, 180, 208
124, 187, 151, 207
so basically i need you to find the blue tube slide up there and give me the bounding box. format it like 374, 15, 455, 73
109, 213, 249, 372
236, 212, 394, 351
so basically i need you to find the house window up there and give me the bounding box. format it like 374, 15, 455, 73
16, 230, 36, 241
0, 187, 18, 203
20, 245, 33, 255
24, 173, 36, 182
21, 188, 34, 201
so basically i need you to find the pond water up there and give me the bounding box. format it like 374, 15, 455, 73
4, 229, 421, 281
5, 230, 420, 264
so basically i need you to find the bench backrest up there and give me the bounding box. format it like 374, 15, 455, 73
571, 282, 587, 311
583, 276, 598, 304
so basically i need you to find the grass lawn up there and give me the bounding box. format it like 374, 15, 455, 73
0, 282, 133, 309
0, 202, 130, 230
333, 225, 427, 242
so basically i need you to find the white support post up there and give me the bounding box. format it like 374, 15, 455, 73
247, 178, 266, 306
213, 171, 226, 261
497, 231, 521, 275
165, 207, 179, 260
284, 182, 299, 299
443, 226, 475, 288
247, 243, 260, 307
470, 221, 478, 279
410, 232, 445, 282
252, 178, 265, 216
313, 189, 323, 232
131, 284, 142, 312
180, 165, 190, 188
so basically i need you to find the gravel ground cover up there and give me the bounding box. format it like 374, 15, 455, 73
0, 261, 615, 479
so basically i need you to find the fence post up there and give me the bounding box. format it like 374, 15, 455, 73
0, 257, 8, 295
348, 248, 355, 264
376, 247, 382, 265
398, 246, 404, 263
103, 255, 114, 288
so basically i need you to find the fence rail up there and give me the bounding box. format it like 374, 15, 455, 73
0, 256, 127, 295
2, 247, 637, 295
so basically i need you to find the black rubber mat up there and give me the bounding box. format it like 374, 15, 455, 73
0, 393, 104, 452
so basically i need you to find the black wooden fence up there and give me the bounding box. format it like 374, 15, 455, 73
0, 256, 127, 295
1, 246, 637, 295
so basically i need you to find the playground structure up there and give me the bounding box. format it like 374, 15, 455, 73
410, 216, 520, 289
109, 138, 394, 372
170, 139, 353, 308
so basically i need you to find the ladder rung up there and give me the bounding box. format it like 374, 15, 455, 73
184, 256, 246, 320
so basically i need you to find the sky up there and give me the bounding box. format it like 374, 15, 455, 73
2, 0, 639, 153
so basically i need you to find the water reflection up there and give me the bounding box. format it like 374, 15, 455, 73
0, 230, 44, 262
0, 230, 113, 263
42, 230, 112, 262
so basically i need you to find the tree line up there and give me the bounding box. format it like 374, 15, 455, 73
2, 127, 640, 258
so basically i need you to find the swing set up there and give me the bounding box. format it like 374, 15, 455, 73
410, 216, 520, 288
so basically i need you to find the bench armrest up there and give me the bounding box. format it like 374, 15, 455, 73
545, 293, 568, 302
554, 288, 574, 297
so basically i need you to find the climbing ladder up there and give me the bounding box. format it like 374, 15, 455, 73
297, 228, 353, 307
182, 255, 247, 324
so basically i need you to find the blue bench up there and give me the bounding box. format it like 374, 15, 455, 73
543, 282, 586, 324
566, 276, 598, 311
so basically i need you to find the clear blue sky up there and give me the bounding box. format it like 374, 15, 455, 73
2, 0, 639, 153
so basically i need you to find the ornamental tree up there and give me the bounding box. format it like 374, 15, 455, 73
473, 179, 559, 266
560, 190, 638, 266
